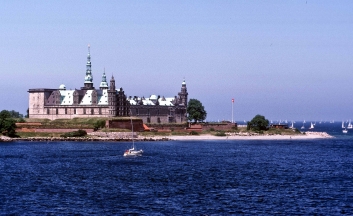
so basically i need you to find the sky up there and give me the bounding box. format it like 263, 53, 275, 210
0, 0, 352, 122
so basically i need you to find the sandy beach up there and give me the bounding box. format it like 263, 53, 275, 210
157, 132, 333, 141
3, 131, 333, 142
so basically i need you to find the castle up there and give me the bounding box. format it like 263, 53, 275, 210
28, 46, 188, 124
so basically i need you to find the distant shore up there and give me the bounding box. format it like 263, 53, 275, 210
2, 131, 333, 142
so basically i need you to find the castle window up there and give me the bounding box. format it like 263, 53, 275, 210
91, 108, 94, 115
56, 108, 58, 115
83, 108, 86, 114
65, 108, 67, 114
136, 108, 139, 115
147, 117, 151, 123
99, 108, 102, 114
157, 117, 161, 123
47, 108, 49, 114
74, 108, 76, 114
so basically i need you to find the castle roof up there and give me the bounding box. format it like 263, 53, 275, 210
128, 96, 175, 106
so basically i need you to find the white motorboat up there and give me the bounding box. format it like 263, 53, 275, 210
343, 128, 348, 134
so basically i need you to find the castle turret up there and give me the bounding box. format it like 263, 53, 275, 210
178, 79, 188, 106
108, 75, 117, 116
82, 45, 94, 90
99, 68, 109, 90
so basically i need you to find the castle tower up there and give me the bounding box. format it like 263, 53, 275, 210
108, 75, 117, 116
99, 68, 109, 90
82, 45, 94, 90
178, 79, 188, 106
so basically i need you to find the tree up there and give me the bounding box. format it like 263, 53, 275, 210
0, 110, 11, 119
0, 110, 17, 137
187, 99, 207, 123
249, 114, 269, 131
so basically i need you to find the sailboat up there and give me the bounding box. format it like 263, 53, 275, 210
342, 121, 345, 129
123, 112, 143, 157
343, 126, 348, 134
301, 122, 305, 129
309, 122, 314, 129
289, 122, 294, 129
347, 119, 353, 129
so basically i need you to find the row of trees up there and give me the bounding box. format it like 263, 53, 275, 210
186, 100, 271, 132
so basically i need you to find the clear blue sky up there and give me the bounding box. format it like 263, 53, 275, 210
1, 0, 352, 122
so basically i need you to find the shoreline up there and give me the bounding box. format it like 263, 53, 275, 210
2, 132, 333, 142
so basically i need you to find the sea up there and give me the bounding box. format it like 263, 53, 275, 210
1, 122, 353, 215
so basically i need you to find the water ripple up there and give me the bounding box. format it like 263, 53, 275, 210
0, 139, 353, 214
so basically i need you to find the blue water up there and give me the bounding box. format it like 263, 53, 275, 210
1, 123, 353, 215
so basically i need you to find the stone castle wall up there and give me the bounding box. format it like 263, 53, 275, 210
107, 119, 144, 132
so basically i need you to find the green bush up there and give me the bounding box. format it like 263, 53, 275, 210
60, 129, 87, 138
215, 131, 226, 136
209, 127, 215, 131
189, 131, 199, 135
93, 119, 106, 131
17, 118, 26, 123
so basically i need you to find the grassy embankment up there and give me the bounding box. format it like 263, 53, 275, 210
16, 117, 132, 138
16, 118, 301, 138
139, 126, 302, 137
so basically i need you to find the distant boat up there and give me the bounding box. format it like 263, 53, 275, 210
289, 122, 294, 129
347, 120, 353, 129
124, 110, 143, 157
309, 122, 314, 129
343, 127, 348, 134
303, 120, 306, 123
342, 121, 345, 129
301, 122, 305, 129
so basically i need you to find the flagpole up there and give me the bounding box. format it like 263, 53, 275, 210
231, 98, 234, 123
